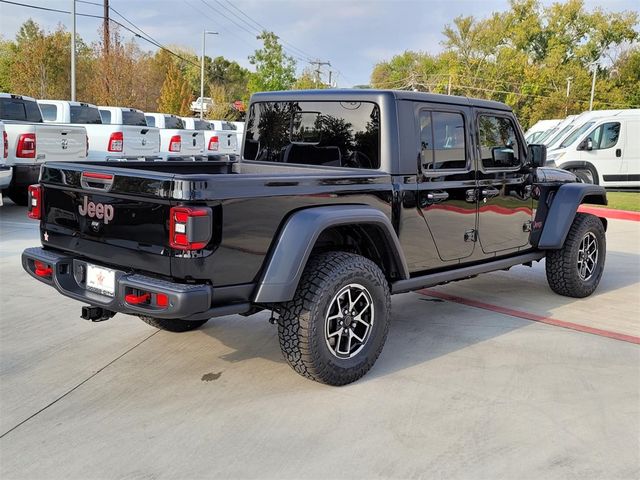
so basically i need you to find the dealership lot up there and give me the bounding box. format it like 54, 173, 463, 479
0, 200, 638, 479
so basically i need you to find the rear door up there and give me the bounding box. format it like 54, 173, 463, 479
475, 111, 533, 255
414, 102, 477, 264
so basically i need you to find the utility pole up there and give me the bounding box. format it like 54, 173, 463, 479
589, 64, 597, 111
71, 0, 76, 101
565, 76, 573, 116
310, 59, 331, 85
328, 71, 332, 88
103, 0, 109, 55
200, 30, 218, 119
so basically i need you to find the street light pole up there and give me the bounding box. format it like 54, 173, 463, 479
71, 0, 76, 101
200, 30, 218, 119
589, 64, 597, 111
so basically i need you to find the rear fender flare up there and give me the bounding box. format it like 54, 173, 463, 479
538, 183, 607, 249
253, 205, 409, 303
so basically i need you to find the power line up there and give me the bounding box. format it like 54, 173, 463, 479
1, 0, 199, 68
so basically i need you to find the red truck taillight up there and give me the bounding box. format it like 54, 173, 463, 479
3, 130, 7, 158
169, 206, 212, 250
108, 132, 123, 152
17, 133, 36, 158
27, 184, 42, 220
168, 135, 182, 152
207, 135, 219, 151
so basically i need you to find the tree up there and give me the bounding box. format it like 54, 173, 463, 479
158, 61, 193, 116
293, 68, 329, 90
248, 31, 296, 94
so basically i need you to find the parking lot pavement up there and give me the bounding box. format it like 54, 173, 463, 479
1, 200, 639, 479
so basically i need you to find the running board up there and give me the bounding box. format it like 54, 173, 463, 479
391, 252, 545, 294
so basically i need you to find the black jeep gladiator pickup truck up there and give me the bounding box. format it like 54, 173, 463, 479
22, 90, 607, 385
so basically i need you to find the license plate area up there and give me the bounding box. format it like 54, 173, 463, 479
86, 264, 116, 297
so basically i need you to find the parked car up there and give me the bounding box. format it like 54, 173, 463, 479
231, 121, 245, 152
96, 106, 160, 161
144, 113, 204, 161
0, 121, 12, 201
546, 111, 640, 186
0, 93, 87, 205
22, 89, 608, 386
181, 117, 238, 160
524, 119, 561, 144
190, 97, 213, 114
37, 100, 158, 162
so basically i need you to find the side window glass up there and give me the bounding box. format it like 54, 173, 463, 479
479, 115, 520, 168
432, 112, 466, 170
593, 122, 620, 150
419, 110, 434, 169
145, 116, 155, 127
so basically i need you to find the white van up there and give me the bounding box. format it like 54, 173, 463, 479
547, 111, 640, 187
524, 119, 561, 144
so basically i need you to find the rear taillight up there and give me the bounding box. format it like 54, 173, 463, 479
169, 206, 212, 250
27, 184, 42, 220
169, 135, 181, 152
17, 133, 36, 158
208, 135, 219, 151
108, 131, 123, 152
3, 130, 7, 158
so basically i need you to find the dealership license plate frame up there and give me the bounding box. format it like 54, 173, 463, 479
86, 264, 116, 297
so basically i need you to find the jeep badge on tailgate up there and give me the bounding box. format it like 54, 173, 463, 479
78, 196, 114, 224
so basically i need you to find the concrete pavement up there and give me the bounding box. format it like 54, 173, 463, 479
0, 200, 638, 479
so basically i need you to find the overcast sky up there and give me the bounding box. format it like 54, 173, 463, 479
1, 0, 638, 87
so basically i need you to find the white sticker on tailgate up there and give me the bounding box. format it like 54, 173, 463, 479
86, 264, 116, 297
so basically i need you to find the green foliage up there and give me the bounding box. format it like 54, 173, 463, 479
248, 31, 297, 94
158, 61, 193, 116
293, 68, 329, 90
370, 0, 640, 128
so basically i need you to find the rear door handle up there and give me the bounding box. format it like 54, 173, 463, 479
481, 188, 500, 199
426, 191, 449, 201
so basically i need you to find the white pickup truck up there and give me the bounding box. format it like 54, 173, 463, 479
181, 117, 238, 160
190, 97, 213, 114
0, 93, 87, 205
38, 100, 159, 162
0, 121, 12, 199
96, 106, 160, 161
144, 113, 204, 161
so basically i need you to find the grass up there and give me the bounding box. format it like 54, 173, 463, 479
595, 192, 640, 212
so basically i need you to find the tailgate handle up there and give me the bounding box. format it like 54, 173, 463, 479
81, 171, 114, 192
141, 129, 149, 134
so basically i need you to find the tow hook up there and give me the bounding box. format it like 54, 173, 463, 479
81, 306, 116, 322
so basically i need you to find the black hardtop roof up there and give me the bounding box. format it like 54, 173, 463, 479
250, 89, 512, 112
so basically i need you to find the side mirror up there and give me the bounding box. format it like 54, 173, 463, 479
527, 144, 547, 167
578, 137, 593, 151
586, 137, 593, 150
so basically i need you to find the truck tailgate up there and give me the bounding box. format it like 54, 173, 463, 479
40, 163, 173, 276
122, 125, 160, 157
36, 124, 86, 161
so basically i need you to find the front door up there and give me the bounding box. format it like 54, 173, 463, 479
475, 112, 533, 255
415, 104, 477, 265
577, 120, 624, 184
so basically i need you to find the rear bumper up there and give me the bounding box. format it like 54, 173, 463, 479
22, 247, 250, 320
0, 166, 12, 190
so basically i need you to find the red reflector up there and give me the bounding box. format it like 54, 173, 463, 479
27, 184, 42, 220
125, 293, 151, 305
156, 293, 169, 307
34, 260, 52, 277
82, 171, 113, 180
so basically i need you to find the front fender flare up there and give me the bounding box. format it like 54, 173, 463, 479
253, 205, 409, 303
538, 183, 607, 249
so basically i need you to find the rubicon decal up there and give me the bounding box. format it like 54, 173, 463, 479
78, 196, 114, 224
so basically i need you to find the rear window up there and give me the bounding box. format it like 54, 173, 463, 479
192, 119, 210, 130
221, 121, 236, 130
70, 105, 102, 124
164, 116, 185, 129
145, 115, 156, 127
0, 97, 43, 122
40, 103, 58, 121
122, 110, 147, 126
244, 101, 380, 169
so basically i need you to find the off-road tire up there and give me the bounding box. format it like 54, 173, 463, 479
139, 316, 208, 332
546, 213, 606, 298
277, 251, 391, 386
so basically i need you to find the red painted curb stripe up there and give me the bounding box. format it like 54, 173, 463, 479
418, 288, 640, 345
578, 205, 640, 222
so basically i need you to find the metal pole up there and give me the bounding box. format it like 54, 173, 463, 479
565, 77, 572, 116
200, 30, 205, 119
589, 65, 597, 111
71, 0, 76, 101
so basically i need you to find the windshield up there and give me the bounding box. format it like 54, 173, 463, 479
545, 124, 574, 146
70, 105, 102, 124
536, 127, 559, 144
0, 97, 43, 122
559, 122, 596, 148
